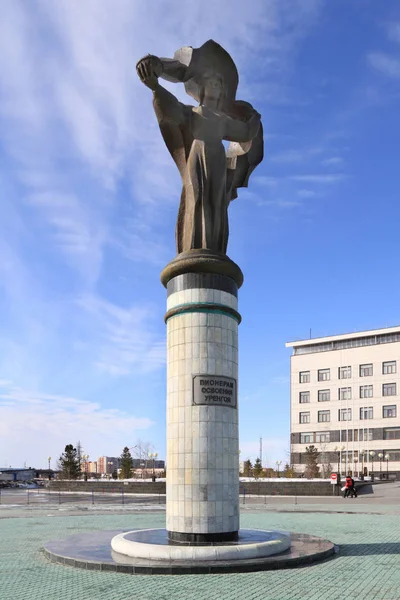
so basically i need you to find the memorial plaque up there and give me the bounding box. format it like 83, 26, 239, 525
192, 375, 237, 408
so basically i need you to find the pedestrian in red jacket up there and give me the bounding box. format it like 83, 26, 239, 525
344, 474, 357, 498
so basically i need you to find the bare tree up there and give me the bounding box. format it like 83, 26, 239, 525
132, 439, 156, 476
132, 439, 155, 461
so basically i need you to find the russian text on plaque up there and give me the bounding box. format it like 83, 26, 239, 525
192, 375, 237, 408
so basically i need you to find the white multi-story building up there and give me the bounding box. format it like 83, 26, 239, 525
286, 326, 400, 478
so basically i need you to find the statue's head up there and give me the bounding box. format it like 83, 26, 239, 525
201, 74, 225, 109
172, 41, 238, 112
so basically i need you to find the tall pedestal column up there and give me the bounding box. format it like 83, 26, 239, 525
164, 269, 241, 543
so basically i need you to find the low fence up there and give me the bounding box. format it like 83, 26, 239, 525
49, 479, 336, 496
0, 488, 166, 506
48, 480, 166, 494
51, 479, 384, 497
1, 479, 387, 506
0, 487, 323, 508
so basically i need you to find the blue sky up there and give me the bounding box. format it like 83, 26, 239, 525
1, 1, 400, 469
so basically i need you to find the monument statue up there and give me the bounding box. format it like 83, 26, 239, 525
136, 40, 264, 255
42, 40, 334, 574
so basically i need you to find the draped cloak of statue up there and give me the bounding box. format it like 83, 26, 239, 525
137, 40, 264, 255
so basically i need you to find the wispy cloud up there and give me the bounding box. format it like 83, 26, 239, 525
321, 156, 344, 166
387, 22, 400, 44
296, 189, 318, 198
269, 146, 324, 164
368, 52, 400, 79
77, 294, 165, 376
26, 191, 107, 282
0, 0, 324, 279
259, 199, 301, 209
0, 1, 325, 467
288, 174, 346, 184
253, 176, 279, 187
0, 380, 154, 466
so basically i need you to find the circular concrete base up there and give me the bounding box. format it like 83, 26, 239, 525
111, 529, 290, 561
43, 529, 336, 574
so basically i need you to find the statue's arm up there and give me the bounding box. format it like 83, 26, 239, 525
152, 83, 187, 126
223, 112, 261, 143
136, 55, 186, 125
158, 57, 189, 83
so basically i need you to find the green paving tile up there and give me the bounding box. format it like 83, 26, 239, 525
1, 510, 400, 600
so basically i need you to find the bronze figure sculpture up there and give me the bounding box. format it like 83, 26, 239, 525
137, 40, 263, 256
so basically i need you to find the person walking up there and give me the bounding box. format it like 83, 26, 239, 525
344, 474, 357, 498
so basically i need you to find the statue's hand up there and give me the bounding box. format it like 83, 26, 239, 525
136, 55, 163, 90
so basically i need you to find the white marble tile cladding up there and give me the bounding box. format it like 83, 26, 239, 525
166, 285, 240, 535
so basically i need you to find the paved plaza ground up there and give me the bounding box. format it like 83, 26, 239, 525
1, 484, 400, 600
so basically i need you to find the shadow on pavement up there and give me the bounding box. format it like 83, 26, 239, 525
340, 542, 400, 555
356, 484, 374, 495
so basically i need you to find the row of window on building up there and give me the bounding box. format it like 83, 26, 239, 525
299, 383, 397, 403
299, 362, 397, 384
298, 427, 400, 444
293, 332, 400, 356
299, 404, 397, 425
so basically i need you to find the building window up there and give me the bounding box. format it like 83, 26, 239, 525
383, 428, 400, 440
299, 411, 310, 424
383, 383, 397, 397
360, 385, 373, 398
383, 361, 397, 375
354, 429, 359, 442
300, 433, 314, 444
293, 332, 400, 355
338, 366, 351, 379
299, 371, 310, 383
360, 363, 373, 377
315, 432, 330, 443
318, 389, 330, 402
359, 428, 373, 442
318, 410, 330, 423
383, 405, 397, 418
339, 408, 352, 421
360, 407, 373, 420
339, 387, 352, 400
299, 391, 310, 403
318, 368, 330, 382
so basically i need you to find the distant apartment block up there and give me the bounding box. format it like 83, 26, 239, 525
97, 456, 120, 474
286, 326, 400, 478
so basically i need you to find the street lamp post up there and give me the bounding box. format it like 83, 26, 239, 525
149, 453, 158, 481
353, 457, 358, 477
378, 452, 383, 476
47, 456, 51, 480
275, 460, 282, 477
82, 455, 89, 481
337, 451, 340, 473
369, 451, 375, 478
385, 453, 390, 479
